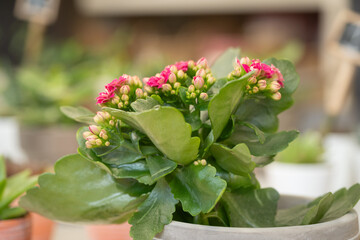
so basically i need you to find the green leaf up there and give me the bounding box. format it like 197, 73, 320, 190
107, 160, 154, 185
320, 184, 360, 223
225, 127, 299, 156
131, 97, 161, 112
129, 178, 178, 240
0, 207, 27, 220
210, 143, 255, 176
146, 155, 177, 181
60, 106, 95, 124
169, 164, 227, 216
0, 170, 37, 211
20, 154, 147, 224
211, 48, 241, 79
184, 109, 202, 131
0, 156, 6, 199
105, 106, 200, 165
222, 188, 280, 227
276, 193, 334, 226
208, 71, 253, 140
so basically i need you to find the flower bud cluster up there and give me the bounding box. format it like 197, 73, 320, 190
96, 74, 146, 110
144, 58, 216, 104
93, 111, 116, 127
83, 125, 111, 149
193, 159, 207, 166
227, 57, 284, 101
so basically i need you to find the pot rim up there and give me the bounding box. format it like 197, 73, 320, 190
167, 194, 358, 232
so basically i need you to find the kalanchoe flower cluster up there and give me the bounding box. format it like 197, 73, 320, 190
228, 57, 284, 100
144, 57, 216, 103
96, 74, 145, 110
83, 111, 116, 149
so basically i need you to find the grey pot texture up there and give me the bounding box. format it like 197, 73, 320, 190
155, 195, 359, 240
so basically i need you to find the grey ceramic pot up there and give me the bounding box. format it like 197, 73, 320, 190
155, 195, 359, 240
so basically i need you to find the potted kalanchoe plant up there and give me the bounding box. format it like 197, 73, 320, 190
20, 48, 360, 240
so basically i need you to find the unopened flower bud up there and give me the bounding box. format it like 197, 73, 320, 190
162, 84, 172, 92
196, 57, 208, 68
248, 76, 257, 84
207, 76, 216, 85
269, 81, 281, 92
82, 131, 92, 138
194, 161, 199, 166
135, 88, 143, 98
177, 70, 185, 78
252, 86, 259, 93
173, 82, 181, 89
111, 95, 120, 105
85, 141, 93, 149
105, 141, 110, 146
124, 101, 129, 106
196, 69, 206, 78
200, 159, 207, 166
144, 85, 154, 94
133, 76, 142, 87
188, 60, 195, 69
118, 102, 124, 109
99, 130, 108, 140
96, 139, 102, 146
233, 69, 241, 77
121, 94, 129, 101
199, 92, 208, 101
109, 120, 115, 126
188, 85, 195, 93
168, 73, 177, 84
170, 65, 178, 73
89, 125, 101, 135
190, 92, 197, 98
240, 56, 251, 66
271, 92, 282, 101
257, 80, 267, 90
171, 90, 176, 95
193, 76, 204, 89
120, 85, 130, 95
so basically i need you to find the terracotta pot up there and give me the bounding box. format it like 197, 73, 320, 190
87, 222, 132, 240
31, 213, 55, 240
155, 195, 359, 240
0, 214, 32, 240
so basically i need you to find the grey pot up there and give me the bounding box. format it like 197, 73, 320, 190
155, 195, 359, 240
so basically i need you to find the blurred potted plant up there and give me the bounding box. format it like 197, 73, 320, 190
19, 48, 360, 240
265, 131, 331, 197
0, 156, 37, 240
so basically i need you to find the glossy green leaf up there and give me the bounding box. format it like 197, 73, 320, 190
20, 154, 147, 223
276, 193, 334, 226
210, 143, 255, 176
170, 164, 227, 216
107, 160, 154, 185
131, 97, 161, 112
105, 106, 200, 165
226, 127, 299, 156
60, 106, 95, 124
129, 178, 178, 240
0, 170, 37, 211
211, 47, 241, 79
320, 184, 360, 223
222, 188, 279, 227
0, 156, 6, 199
184, 109, 202, 131
0, 207, 27, 220
146, 155, 177, 181
208, 71, 253, 140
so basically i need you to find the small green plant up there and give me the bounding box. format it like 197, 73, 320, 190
276, 131, 324, 164
0, 156, 37, 220
19, 48, 360, 240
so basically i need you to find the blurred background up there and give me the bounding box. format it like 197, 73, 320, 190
0, 0, 359, 239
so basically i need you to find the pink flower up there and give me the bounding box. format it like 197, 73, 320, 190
242, 64, 251, 73
175, 61, 188, 72
105, 75, 127, 92
196, 57, 208, 68
96, 91, 115, 104
147, 76, 166, 88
